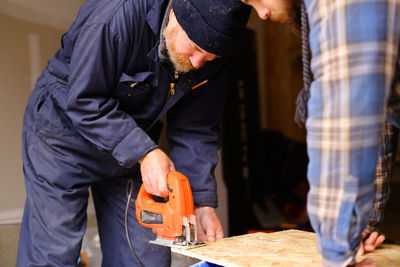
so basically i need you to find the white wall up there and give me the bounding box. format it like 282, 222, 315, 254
0, 0, 84, 224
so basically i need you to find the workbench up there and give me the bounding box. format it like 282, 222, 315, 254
172, 230, 400, 267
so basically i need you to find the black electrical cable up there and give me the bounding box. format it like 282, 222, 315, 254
125, 179, 145, 267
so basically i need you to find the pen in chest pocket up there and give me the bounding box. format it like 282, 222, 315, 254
192, 79, 208, 90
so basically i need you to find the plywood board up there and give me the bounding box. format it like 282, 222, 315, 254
172, 230, 400, 267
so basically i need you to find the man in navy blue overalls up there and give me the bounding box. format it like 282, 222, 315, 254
17, 0, 251, 266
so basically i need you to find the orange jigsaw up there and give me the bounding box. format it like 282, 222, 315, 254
135, 171, 205, 249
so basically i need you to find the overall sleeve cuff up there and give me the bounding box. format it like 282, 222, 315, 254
112, 127, 159, 168
192, 191, 218, 208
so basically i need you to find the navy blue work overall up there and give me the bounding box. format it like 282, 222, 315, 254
17, 0, 227, 266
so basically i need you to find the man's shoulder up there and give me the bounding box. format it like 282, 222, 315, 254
82, 0, 164, 26
123, 0, 165, 15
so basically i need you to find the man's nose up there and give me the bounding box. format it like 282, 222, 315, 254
256, 7, 270, 20
190, 52, 216, 69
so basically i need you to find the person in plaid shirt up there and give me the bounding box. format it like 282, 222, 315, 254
241, 0, 400, 266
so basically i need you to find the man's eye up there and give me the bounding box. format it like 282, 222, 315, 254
190, 42, 203, 53
189, 42, 196, 50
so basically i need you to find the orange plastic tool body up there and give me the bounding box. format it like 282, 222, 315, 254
135, 171, 195, 241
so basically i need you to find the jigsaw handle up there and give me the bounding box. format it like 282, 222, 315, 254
135, 171, 195, 240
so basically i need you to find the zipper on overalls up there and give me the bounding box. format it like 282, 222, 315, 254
169, 70, 179, 98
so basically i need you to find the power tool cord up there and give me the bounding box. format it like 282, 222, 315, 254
125, 179, 145, 267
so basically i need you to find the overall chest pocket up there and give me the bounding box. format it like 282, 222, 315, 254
114, 71, 154, 112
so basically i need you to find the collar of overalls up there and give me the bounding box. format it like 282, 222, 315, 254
145, 0, 169, 64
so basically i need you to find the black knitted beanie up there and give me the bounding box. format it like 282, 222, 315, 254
172, 0, 251, 56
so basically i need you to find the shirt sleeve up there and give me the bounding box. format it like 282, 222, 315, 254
166, 67, 228, 208
305, 0, 400, 265
368, 121, 397, 232
66, 17, 158, 168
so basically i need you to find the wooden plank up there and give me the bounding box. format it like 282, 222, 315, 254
172, 230, 400, 267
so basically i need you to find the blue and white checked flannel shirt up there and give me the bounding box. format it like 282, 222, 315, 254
304, 0, 400, 266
